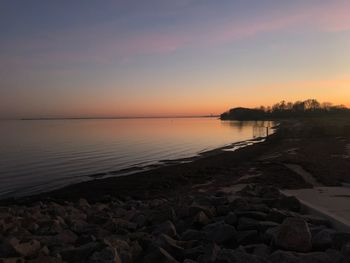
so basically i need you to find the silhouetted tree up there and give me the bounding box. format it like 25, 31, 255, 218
220, 99, 350, 120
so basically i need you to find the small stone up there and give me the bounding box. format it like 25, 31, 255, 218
184, 246, 204, 260
303, 215, 330, 227
0, 257, 25, 263
133, 214, 147, 228
275, 196, 301, 212
55, 230, 78, 244
153, 221, 177, 238
341, 242, 350, 258
216, 205, 230, 216
266, 209, 291, 223
78, 199, 91, 209
237, 217, 260, 231
236, 211, 267, 221
244, 244, 271, 258
269, 250, 301, 263
236, 230, 260, 245
258, 221, 279, 233
203, 222, 236, 245
299, 252, 332, 263
312, 229, 334, 250
143, 247, 180, 263
27, 255, 63, 263
197, 243, 220, 263
88, 247, 121, 263
224, 212, 237, 226
189, 204, 215, 218
155, 234, 184, 261
9, 238, 41, 257
181, 230, 206, 241
193, 211, 210, 227
216, 248, 267, 263
331, 232, 350, 249
275, 217, 312, 252
60, 242, 102, 262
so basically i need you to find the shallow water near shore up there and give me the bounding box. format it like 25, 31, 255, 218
0, 118, 273, 198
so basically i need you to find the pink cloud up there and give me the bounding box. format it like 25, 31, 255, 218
2, 0, 350, 69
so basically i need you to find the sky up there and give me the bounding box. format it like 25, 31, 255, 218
0, 0, 350, 118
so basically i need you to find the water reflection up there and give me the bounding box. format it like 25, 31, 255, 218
0, 118, 274, 198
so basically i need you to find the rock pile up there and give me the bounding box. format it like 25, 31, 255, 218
0, 184, 349, 262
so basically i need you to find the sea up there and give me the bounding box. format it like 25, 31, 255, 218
0, 118, 274, 198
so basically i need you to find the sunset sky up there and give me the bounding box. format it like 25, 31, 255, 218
1, 0, 350, 118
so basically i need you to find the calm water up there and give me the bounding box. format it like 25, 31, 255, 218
0, 118, 273, 198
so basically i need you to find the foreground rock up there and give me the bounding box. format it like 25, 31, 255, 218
0, 184, 348, 262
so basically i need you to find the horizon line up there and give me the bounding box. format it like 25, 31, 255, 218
16, 115, 219, 121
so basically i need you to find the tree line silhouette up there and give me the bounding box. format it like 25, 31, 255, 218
220, 99, 350, 120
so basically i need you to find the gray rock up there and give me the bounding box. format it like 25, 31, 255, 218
244, 244, 271, 258
153, 220, 177, 238
266, 209, 292, 223
257, 221, 279, 233
216, 248, 268, 263
275, 196, 301, 212
197, 243, 220, 263
224, 212, 237, 226
184, 246, 204, 260
236, 211, 267, 221
326, 249, 348, 263
203, 222, 236, 245
143, 247, 180, 263
269, 250, 301, 263
88, 247, 121, 263
236, 230, 260, 245
28, 254, 63, 263
192, 211, 210, 227
312, 229, 334, 250
60, 242, 102, 263
275, 217, 312, 252
133, 214, 147, 228
216, 205, 230, 216
303, 215, 330, 227
331, 232, 350, 249
181, 230, 206, 241
341, 242, 350, 258
189, 204, 215, 218
210, 196, 228, 206
55, 230, 78, 244
9, 238, 41, 257
237, 217, 260, 231
299, 252, 332, 263
155, 234, 184, 261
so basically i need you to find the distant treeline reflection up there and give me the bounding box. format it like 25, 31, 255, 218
221, 99, 350, 120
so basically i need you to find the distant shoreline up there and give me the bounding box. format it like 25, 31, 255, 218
19, 115, 219, 121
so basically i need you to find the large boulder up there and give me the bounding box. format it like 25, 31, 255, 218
274, 217, 312, 252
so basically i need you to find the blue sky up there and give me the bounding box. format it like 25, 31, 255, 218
1, 0, 350, 118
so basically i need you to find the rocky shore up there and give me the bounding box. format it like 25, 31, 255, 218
1, 184, 349, 263
2, 117, 350, 262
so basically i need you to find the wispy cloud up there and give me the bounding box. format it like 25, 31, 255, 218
1, 0, 350, 69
